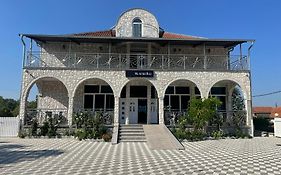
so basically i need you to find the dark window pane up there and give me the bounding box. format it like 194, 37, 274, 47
151, 86, 157, 98
211, 87, 226, 95
164, 95, 169, 107
95, 94, 105, 110
165, 86, 174, 94
121, 87, 126, 98
84, 85, 99, 93
170, 96, 179, 110
133, 19, 142, 37
101, 85, 113, 93
217, 96, 226, 110
130, 86, 147, 98
175, 87, 189, 94
106, 95, 114, 109
181, 96, 190, 111
195, 87, 200, 95
84, 95, 93, 109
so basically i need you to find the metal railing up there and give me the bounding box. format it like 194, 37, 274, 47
25, 108, 68, 126
25, 51, 249, 71
164, 110, 247, 127
74, 109, 114, 125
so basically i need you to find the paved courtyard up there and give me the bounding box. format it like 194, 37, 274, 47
0, 137, 281, 175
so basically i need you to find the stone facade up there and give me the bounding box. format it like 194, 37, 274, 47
19, 8, 253, 135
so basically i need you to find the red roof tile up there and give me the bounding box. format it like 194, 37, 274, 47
253, 107, 273, 114
73, 30, 115, 37
73, 30, 203, 39
162, 32, 202, 39
253, 106, 281, 118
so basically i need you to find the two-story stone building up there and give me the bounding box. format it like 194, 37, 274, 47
19, 8, 254, 139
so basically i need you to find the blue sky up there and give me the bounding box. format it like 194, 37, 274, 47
0, 0, 281, 106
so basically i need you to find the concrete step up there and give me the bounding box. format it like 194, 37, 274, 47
119, 139, 146, 142
119, 132, 145, 136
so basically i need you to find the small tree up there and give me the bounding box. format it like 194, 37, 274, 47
188, 97, 222, 132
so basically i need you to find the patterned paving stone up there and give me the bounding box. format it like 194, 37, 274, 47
0, 138, 281, 174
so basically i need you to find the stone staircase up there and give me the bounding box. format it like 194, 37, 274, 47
118, 124, 146, 142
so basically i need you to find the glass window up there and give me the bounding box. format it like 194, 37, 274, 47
217, 96, 226, 111
164, 95, 169, 107
181, 96, 190, 111
165, 86, 174, 94
84, 85, 99, 93
151, 86, 157, 99
106, 95, 114, 109
211, 87, 226, 95
170, 96, 179, 110
175, 87, 189, 94
84, 95, 93, 109
132, 18, 142, 37
95, 94, 105, 110
130, 86, 147, 98
101, 85, 113, 93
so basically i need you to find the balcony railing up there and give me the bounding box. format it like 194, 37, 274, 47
164, 110, 247, 127
24, 51, 249, 71
25, 108, 68, 126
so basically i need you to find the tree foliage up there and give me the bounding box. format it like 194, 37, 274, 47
187, 97, 222, 131
232, 87, 245, 111
0, 96, 19, 117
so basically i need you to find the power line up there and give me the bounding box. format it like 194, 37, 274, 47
253, 90, 281, 97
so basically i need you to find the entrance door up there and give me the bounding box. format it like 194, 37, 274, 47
138, 99, 147, 124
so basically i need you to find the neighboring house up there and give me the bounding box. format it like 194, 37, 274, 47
19, 8, 254, 135
253, 106, 281, 120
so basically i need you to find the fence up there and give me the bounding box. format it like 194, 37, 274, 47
0, 117, 20, 137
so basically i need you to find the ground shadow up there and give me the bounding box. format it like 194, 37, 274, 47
0, 142, 64, 165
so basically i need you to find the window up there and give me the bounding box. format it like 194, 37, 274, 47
132, 18, 142, 37
130, 86, 147, 98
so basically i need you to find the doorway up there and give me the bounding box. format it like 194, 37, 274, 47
138, 99, 147, 124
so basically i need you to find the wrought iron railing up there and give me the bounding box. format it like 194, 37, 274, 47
74, 109, 114, 125
24, 51, 249, 71
164, 110, 247, 127
25, 108, 68, 126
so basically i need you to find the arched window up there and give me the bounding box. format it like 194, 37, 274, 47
132, 18, 142, 37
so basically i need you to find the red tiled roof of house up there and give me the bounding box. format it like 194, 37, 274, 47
73, 30, 203, 39
253, 107, 273, 114
162, 32, 202, 39
270, 107, 281, 118
253, 106, 281, 118
73, 30, 116, 37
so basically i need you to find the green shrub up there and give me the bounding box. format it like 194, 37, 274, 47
75, 129, 87, 141
40, 121, 49, 136
211, 130, 224, 139
18, 130, 26, 138
31, 118, 38, 136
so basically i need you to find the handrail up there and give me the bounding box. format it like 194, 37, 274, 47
24, 51, 249, 71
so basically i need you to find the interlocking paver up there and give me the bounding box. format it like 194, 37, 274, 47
0, 138, 281, 174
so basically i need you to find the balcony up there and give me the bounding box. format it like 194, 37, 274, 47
24, 51, 249, 71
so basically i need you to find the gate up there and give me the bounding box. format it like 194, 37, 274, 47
0, 117, 20, 137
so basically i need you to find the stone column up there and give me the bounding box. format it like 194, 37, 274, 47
114, 96, 120, 126
158, 96, 164, 124
245, 98, 253, 136
125, 84, 130, 124
67, 96, 74, 127
147, 84, 151, 124
19, 94, 26, 126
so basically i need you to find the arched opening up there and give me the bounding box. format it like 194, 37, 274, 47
208, 80, 247, 129
164, 79, 201, 125
73, 78, 114, 125
24, 77, 69, 126
119, 79, 158, 124
132, 18, 142, 37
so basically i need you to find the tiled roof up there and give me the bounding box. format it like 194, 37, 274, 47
253, 106, 281, 118
73, 30, 203, 39
162, 32, 203, 39
253, 107, 273, 114
73, 30, 116, 37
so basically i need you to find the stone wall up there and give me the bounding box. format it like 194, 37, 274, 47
115, 8, 159, 38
